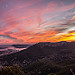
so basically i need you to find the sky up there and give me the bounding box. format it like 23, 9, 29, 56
0, 0, 75, 44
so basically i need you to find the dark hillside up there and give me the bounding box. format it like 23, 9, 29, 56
0, 42, 75, 65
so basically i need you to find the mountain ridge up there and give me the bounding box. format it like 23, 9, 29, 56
0, 41, 75, 66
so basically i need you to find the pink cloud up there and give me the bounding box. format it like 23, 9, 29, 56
0, 0, 75, 44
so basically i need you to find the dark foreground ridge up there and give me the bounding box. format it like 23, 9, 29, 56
0, 41, 75, 65
0, 41, 75, 75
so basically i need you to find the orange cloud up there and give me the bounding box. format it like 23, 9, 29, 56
72, 16, 75, 20
0, 0, 75, 44
54, 31, 75, 42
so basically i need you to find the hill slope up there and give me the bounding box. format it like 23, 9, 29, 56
0, 42, 75, 65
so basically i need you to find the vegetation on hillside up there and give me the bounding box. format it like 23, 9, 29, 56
0, 59, 75, 75
0, 64, 24, 75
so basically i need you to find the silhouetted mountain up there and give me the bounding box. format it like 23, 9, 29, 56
0, 42, 75, 66
0, 49, 19, 56
12, 44, 31, 48
0, 46, 8, 49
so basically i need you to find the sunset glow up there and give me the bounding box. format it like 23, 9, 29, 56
0, 0, 75, 44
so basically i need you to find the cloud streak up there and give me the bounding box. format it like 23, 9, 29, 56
0, 0, 75, 44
